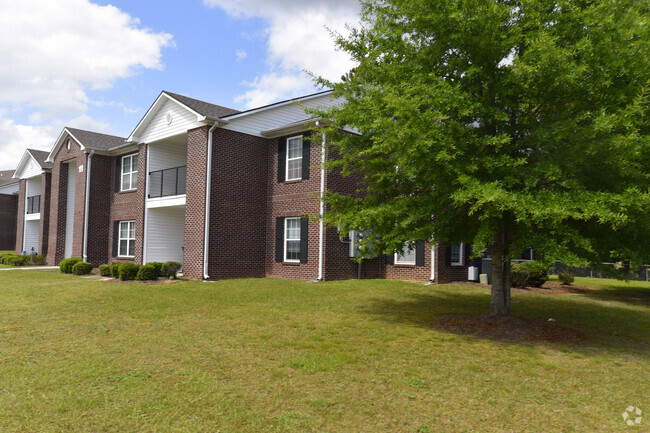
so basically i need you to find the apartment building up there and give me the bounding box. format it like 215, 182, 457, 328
11, 90, 482, 283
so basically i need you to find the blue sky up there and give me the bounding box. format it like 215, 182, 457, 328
0, 0, 360, 169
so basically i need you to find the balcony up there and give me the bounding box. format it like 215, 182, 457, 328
26, 195, 40, 214
148, 166, 186, 199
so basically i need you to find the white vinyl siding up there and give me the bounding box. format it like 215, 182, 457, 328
24, 220, 40, 254
147, 140, 188, 173
121, 154, 138, 191
20, 157, 42, 179
64, 161, 76, 259
139, 99, 201, 143
286, 136, 303, 180
284, 217, 301, 262
450, 243, 463, 265
119, 221, 136, 257
145, 206, 185, 263
395, 242, 416, 265
222, 94, 342, 137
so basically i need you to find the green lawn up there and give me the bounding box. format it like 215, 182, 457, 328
0, 271, 648, 432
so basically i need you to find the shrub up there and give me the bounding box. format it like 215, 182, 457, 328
0, 253, 14, 264
558, 272, 574, 285
162, 261, 182, 279
136, 264, 159, 281
99, 264, 112, 277
110, 262, 121, 278
146, 262, 163, 277
5, 255, 28, 266
511, 263, 530, 288
59, 257, 82, 273
520, 261, 549, 287
119, 263, 140, 281
72, 262, 94, 275
31, 254, 46, 265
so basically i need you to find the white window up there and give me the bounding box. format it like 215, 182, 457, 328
121, 154, 138, 191
119, 221, 136, 257
284, 217, 301, 262
450, 243, 463, 265
395, 242, 416, 265
286, 136, 303, 181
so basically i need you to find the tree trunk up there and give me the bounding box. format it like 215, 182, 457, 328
490, 219, 512, 317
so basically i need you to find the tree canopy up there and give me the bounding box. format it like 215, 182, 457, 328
311, 0, 650, 315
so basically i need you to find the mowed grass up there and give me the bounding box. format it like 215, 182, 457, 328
0, 271, 648, 432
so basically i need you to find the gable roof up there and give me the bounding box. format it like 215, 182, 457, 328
13, 149, 52, 179
163, 91, 240, 119
128, 91, 240, 143
47, 127, 127, 162
0, 170, 18, 187
27, 149, 52, 169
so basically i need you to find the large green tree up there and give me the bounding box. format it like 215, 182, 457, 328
312, 0, 650, 316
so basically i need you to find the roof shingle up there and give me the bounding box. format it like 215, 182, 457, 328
164, 91, 240, 119
66, 128, 126, 151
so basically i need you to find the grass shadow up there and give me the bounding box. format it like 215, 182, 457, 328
360, 287, 650, 356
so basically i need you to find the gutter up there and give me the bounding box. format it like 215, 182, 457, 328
203, 123, 219, 280
317, 122, 326, 281
82, 150, 94, 262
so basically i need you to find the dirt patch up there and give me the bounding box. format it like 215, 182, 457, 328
450, 281, 591, 295
434, 314, 586, 344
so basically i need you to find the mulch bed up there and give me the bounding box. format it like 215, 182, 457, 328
434, 314, 587, 343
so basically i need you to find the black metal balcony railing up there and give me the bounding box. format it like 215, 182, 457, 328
26, 195, 40, 214
148, 166, 187, 199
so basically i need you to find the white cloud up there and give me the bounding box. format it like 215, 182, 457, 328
67, 115, 111, 134
0, 111, 57, 170
0, 0, 173, 168
204, 0, 359, 108
236, 49, 248, 62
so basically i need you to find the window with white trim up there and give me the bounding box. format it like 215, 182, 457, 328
395, 242, 416, 265
121, 154, 138, 191
450, 243, 463, 265
284, 217, 301, 262
119, 221, 136, 257
286, 136, 303, 181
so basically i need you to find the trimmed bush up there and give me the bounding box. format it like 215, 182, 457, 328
147, 262, 163, 277
59, 257, 82, 273
99, 264, 112, 277
0, 253, 14, 264
161, 261, 182, 279
119, 263, 140, 281
5, 255, 28, 266
31, 254, 47, 265
110, 262, 121, 278
72, 262, 94, 275
511, 263, 530, 288
558, 272, 574, 285
136, 264, 159, 281
519, 261, 549, 287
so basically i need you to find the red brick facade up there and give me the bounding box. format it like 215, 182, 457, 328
0, 194, 17, 251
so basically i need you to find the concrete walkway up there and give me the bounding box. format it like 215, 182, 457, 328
0, 266, 59, 271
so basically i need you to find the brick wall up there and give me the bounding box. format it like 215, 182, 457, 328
265, 132, 321, 280
0, 194, 17, 251
183, 125, 210, 279
39, 172, 51, 257
46, 135, 87, 265
107, 146, 146, 265
435, 242, 471, 283
207, 128, 268, 279
85, 154, 111, 266
14, 180, 25, 253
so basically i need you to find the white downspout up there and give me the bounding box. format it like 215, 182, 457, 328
22, 180, 28, 253
317, 123, 326, 281
203, 123, 218, 280
142, 145, 150, 264
430, 241, 436, 282
82, 150, 94, 262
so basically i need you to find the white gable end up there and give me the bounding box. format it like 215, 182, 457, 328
222, 94, 342, 137
14, 153, 43, 179
138, 99, 205, 144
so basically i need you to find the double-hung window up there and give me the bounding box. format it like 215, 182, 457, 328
284, 217, 301, 262
119, 221, 136, 257
450, 243, 463, 266
286, 136, 303, 181
121, 154, 138, 191
395, 242, 416, 265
